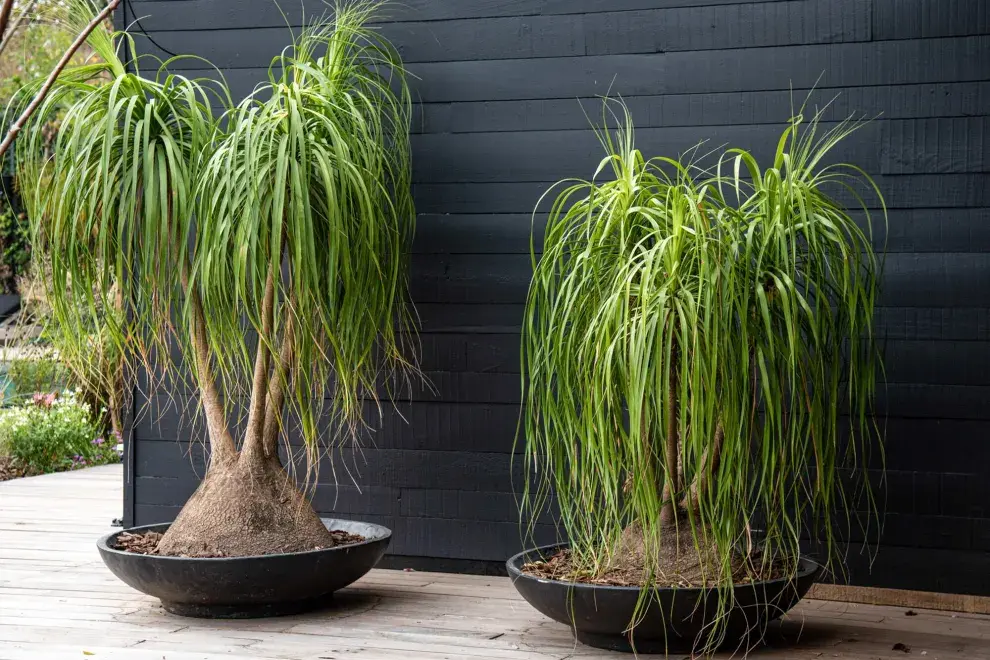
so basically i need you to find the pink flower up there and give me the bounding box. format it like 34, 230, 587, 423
32, 392, 57, 409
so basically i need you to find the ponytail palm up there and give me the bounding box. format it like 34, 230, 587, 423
193, 2, 415, 463
14, 0, 222, 454
520, 100, 884, 650
18, 1, 416, 557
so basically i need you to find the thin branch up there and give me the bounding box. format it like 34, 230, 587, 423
179, 253, 237, 464
660, 348, 680, 526
260, 304, 297, 459
0, 0, 38, 57
243, 265, 277, 448
0, 0, 14, 45
107, 282, 127, 438
0, 0, 121, 159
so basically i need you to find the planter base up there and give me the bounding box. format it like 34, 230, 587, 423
161, 593, 336, 619
508, 544, 822, 655
574, 630, 669, 654
98, 519, 390, 619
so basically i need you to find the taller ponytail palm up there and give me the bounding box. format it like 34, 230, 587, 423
18, 1, 416, 557
520, 100, 884, 649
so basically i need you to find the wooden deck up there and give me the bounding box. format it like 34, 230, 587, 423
1, 466, 989, 659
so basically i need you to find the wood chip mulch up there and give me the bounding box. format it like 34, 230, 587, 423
113, 529, 366, 556
522, 549, 649, 587
521, 549, 655, 587
114, 530, 164, 555
327, 530, 366, 547
521, 548, 785, 588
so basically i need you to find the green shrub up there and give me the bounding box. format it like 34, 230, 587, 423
0, 205, 30, 294
0, 389, 117, 474
6, 356, 70, 398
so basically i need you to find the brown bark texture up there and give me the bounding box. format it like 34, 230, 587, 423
155, 451, 334, 557
0, 0, 14, 44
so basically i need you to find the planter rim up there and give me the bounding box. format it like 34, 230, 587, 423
98, 518, 392, 562
507, 543, 821, 593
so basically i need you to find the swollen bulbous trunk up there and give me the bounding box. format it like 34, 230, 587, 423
155, 449, 333, 558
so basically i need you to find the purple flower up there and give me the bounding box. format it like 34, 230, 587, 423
92, 437, 104, 446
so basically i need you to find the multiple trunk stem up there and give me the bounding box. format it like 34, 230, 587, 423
243, 267, 277, 455
657, 344, 726, 527
155, 248, 334, 557
242, 264, 288, 466
660, 349, 681, 526
178, 252, 237, 464
178, 244, 293, 467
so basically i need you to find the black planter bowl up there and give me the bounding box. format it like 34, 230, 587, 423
98, 518, 391, 618
507, 544, 822, 655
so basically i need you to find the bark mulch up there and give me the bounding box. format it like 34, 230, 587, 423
327, 530, 366, 547
522, 547, 785, 589
114, 530, 165, 555
114, 529, 367, 557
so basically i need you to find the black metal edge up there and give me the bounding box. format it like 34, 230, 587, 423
98, 518, 393, 561
506, 543, 823, 592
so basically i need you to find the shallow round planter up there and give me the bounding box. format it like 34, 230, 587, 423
507, 544, 822, 655
98, 518, 391, 618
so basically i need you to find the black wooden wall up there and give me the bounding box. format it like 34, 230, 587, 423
121, 0, 990, 594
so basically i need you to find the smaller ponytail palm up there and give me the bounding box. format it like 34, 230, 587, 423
14, 0, 223, 445
520, 99, 884, 652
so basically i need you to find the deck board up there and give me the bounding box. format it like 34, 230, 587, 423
1, 466, 989, 659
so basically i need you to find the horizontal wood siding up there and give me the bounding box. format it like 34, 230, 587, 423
123, 0, 990, 595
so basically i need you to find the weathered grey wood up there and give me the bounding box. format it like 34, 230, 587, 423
2, 466, 990, 658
